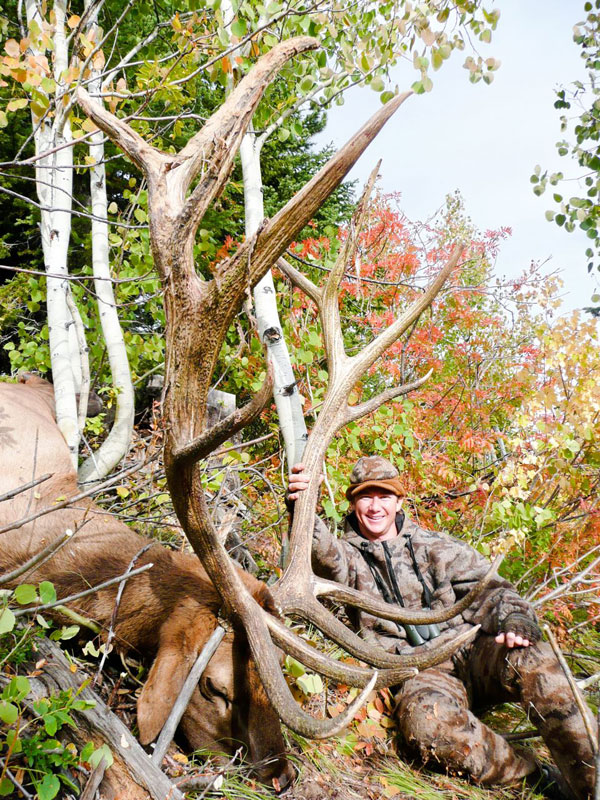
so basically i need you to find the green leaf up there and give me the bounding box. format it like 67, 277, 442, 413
6, 97, 28, 112
13, 676, 30, 700
231, 19, 246, 37
0, 778, 14, 796
0, 607, 15, 634
296, 673, 323, 695
0, 702, 18, 725
39, 581, 56, 604
58, 625, 80, 640
14, 584, 37, 605
284, 655, 306, 678
36, 773, 60, 800
277, 127, 290, 142
44, 714, 58, 736
370, 76, 384, 92
89, 743, 113, 769
80, 742, 94, 762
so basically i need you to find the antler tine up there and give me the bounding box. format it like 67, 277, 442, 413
172, 366, 273, 466
312, 554, 505, 624
266, 614, 418, 686
277, 257, 322, 306
267, 614, 481, 687
353, 243, 463, 378
325, 159, 381, 300
241, 91, 413, 293
273, 590, 481, 669
345, 370, 433, 425
320, 161, 381, 384
242, 608, 378, 738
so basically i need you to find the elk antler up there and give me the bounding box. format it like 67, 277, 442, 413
77, 40, 496, 738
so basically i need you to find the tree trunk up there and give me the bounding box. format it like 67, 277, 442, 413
78, 0, 135, 484
240, 132, 308, 469
26, 0, 80, 468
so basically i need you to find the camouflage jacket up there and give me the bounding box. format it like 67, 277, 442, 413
311, 510, 537, 656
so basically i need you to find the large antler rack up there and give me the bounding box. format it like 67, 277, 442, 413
267, 164, 503, 669
77, 40, 500, 738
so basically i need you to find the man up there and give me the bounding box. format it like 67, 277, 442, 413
288, 456, 596, 800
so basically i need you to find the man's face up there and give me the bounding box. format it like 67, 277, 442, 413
352, 489, 402, 542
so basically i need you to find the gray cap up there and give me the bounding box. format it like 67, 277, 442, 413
346, 456, 402, 499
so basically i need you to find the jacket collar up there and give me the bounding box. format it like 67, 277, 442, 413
344, 510, 406, 551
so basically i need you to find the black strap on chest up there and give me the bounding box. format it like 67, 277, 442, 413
356, 534, 440, 647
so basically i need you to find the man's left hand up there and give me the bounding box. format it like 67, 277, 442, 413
495, 611, 542, 649
494, 631, 531, 648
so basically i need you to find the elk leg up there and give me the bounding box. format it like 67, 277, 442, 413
468, 635, 597, 800
393, 668, 536, 785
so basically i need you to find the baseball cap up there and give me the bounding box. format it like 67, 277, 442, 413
345, 455, 403, 500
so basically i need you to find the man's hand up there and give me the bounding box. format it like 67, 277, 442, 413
287, 463, 311, 502
287, 463, 325, 503
494, 631, 531, 648
495, 611, 542, 649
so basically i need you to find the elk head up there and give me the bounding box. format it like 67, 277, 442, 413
77, 37, 501, 745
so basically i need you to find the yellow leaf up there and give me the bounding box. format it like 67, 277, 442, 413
4, 39, 20, 58
7, 98, 28, 112
81, 117, 98, 133
67, 14, 81, 29
93, 49, 105, 70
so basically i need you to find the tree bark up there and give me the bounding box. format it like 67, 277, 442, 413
25, 0, 80, 467
240, 133, 308, 470
78, 0, 135, 485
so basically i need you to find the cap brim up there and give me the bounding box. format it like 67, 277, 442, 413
346, 479, 403, 500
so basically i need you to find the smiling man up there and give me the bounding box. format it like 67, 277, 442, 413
288, 456, 596, 800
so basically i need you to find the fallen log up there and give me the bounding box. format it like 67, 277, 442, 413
1, 637, 184, 800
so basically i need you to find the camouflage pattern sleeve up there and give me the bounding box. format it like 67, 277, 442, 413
429, 530, 538, 634
310, 514, 352, 585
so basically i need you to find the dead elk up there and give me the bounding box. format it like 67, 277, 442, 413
0, 375, 294, 789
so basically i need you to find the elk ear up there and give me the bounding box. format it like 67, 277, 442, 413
137, 621, 207, 744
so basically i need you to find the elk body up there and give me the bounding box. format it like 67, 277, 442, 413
0, 375, 294, 789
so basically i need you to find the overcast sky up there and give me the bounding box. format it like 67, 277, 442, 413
316, 0, 599, 313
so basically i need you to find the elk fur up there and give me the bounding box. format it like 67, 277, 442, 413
0, 375, 293, 787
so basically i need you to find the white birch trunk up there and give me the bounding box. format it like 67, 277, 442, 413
240, 133, 308, 470
220, 0, 307, 470
26, 0, 80, 468
78, 0, 135, 484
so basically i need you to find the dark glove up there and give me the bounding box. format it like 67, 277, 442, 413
499, 611, 542, 643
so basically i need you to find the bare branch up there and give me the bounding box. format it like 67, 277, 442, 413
151, 626, 226, 765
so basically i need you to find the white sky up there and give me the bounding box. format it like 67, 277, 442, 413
316, 0, 600, 312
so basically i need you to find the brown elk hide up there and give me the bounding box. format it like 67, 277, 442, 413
0, 376, 293, 787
